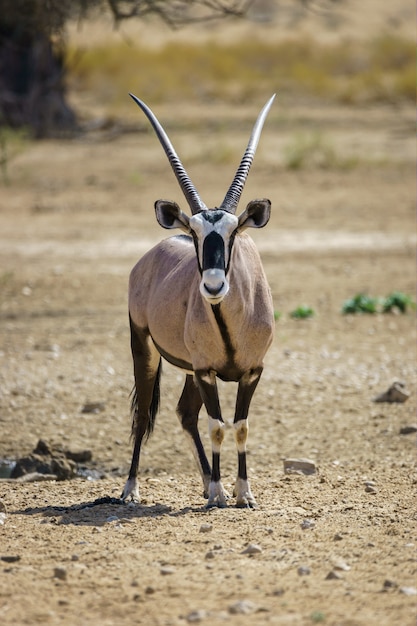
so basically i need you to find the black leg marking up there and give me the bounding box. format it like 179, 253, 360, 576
177, 375, 211, 495
121, 317, 161, 501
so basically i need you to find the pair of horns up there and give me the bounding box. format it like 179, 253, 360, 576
130, 93, 275, 215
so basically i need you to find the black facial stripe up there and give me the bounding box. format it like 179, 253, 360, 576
202, 231, 225, 271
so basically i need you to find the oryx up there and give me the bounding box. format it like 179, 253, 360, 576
122, 94, 275, 508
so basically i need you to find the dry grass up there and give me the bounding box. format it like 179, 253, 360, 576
66, 34, 415, 109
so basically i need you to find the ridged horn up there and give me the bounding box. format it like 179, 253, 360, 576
219, 94, 275, 214
130, 93, 207, 214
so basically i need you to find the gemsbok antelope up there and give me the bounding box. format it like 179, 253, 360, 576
122, 94, 275, 508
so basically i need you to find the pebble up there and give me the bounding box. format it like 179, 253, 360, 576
332, 558, 350, 571
399, 586, 417, 596
241, 543, 262, 555
0, 512, 6, 525
228, 600, 256, 615
186, 609, 207, 623
373, 381, 410, 403
383, 579, 397, 589
199, 523, 213, 533
1, 555, 21, 563
160, 566, 175, 575
399, 425, 417, 435
301, 519, 315, 530
283, 458, 317, 475
325, 570, 342, 580
53, 566, 67, 581
297, 566, 311, 576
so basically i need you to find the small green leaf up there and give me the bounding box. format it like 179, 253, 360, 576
290, 305, 315, 319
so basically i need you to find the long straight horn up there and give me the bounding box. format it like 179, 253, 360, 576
130, 93, 206, 214
220, 94, 275, 214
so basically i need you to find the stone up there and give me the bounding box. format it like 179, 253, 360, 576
301, 519, 315, 530
53, 566, 67, 581
241, 543, 262, 555
325, 570, 342, 580
399, 425, 417, 435
199, 523, 213, 533
187, 610, 207, 623
399, 586, 417, 596
228, 600, 256, 615
373, 381, 410, 403
283, 458, 317, 475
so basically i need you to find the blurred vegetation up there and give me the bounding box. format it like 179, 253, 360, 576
67, 34, 415, 107
342, 292, 415, 315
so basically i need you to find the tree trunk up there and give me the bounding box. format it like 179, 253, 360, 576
0, 23, 77, 138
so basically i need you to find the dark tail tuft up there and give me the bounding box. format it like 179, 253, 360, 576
130, 359, 162, 442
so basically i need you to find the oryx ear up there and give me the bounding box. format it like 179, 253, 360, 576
237, 199, 271, 231
155, 200, 190, 232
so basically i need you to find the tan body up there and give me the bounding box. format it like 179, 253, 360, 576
129, 233, 274, 379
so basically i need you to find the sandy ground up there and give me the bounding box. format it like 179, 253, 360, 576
0, 3, 416, 625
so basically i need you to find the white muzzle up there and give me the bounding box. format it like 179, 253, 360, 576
200, 269, 229, 304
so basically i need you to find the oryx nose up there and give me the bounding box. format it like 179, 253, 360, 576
204, 280, 225, 296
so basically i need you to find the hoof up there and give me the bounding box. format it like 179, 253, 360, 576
205, 500, 228, 510
236, 499, 259, 509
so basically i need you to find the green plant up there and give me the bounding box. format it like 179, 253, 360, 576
274, 310, 282, 321
310, 611, 326, 623
382, 291, 415, 313
290, 305, 315, 319
342, 293, 379, 314
342, 292, 415, 314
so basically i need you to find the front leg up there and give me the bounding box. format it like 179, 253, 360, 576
194, 369, 228, 508
233, 367, 263, 508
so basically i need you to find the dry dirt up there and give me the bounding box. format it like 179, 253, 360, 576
0, 6, 416, 625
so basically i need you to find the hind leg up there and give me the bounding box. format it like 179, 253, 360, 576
176, 375, 211, 497
233, 367, 263, 509
122, 318, 161, 502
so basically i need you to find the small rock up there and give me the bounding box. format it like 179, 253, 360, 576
199, 523, 213, 533
383, 579, 397, 589
399, 586, 417, 596
0, 500, 6, 513
325, 570, 342, 580
365, 485, 377, 494
0, 512, 6, 525
1, 555, 20, 563
228, 600, 256, 615
297, 566, 311, 576
399, 425, 417, 435
187, 609, 207, 623
205, 551, 215, 560
333, 533, 343, 541
373, 381, 410, 403
160, 566, 175, 575
53, 566, 67, 581
283, 458, 317, 475
81, 402, 106, 414
332, 558, 350, 571
241, 543, 262, 555
301, 519, 315, 530
145, 586, 155, 594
